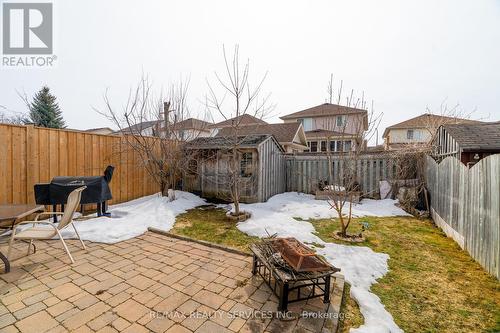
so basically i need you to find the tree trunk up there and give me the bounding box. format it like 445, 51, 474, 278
234, 199, 240, 216
161, 181, 168, 197
339, 214, 347, 237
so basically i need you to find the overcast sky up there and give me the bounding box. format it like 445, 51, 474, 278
1, 0, 499, 144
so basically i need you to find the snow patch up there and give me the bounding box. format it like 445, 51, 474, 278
236, 192, 405, 333
58, 191, 205, 243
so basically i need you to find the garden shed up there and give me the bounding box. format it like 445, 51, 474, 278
183, 134, 286, 203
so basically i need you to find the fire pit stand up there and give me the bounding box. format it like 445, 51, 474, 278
250, 243, 340, 312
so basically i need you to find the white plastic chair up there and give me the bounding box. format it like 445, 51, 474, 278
7, 186, 87, 264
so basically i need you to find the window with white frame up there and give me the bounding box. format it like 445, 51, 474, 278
336, 115, 347, 127
309, 141, 318, 152
320, 141, 327, 152
329, 140, 336, 152
407, 129, 414, 140
336, 140, 343, 152
299, 118, 313, 131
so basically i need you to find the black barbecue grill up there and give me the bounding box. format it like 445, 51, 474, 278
34, 166, 114, 221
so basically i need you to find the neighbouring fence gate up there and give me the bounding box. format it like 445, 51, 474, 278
285, 154, 406, 197
425, 155, 500, 280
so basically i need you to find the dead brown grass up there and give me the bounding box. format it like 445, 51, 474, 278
312, 216, 500, 333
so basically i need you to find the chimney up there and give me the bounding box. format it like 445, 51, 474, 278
163, 102, 170, 137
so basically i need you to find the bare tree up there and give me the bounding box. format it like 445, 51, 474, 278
205, 45, 273, 218
386, 101, 478, 212
320, 76, 382, 238
0, 105, 27, 125
97, 75, 203, 199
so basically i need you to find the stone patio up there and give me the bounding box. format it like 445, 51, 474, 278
0, 232, 342, 333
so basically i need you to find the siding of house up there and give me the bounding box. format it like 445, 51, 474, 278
283, 113, 365, 136
173, 129, 212, 141
386, 128, 431, 144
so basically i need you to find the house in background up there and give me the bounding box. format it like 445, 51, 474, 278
84, 127, 115, 135
216, 122, 308, 153
433, 122, 500, 166
210, 114, 267, 135
183, 134, 285, 203
280, 103, 368, 153
117, 118, 213, 141
162, 118, 213, 141
117, 120, 160, 136
382, 114, 481, 150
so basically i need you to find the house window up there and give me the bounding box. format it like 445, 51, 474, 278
407, 129, 414, 140
329, 140, 336, 152
344, 140, 352, 151
240, 152, 253, 177
336, 115, 347, 127
320, 141, 327, 152
336, 140, 343, 152
310, 141, 318, 152
299, 118, 313, 131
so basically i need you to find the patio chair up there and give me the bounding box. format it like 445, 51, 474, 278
7, 186, 87, 264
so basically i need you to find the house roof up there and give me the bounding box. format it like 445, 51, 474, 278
305, 129, 357, 138
211, 114, 267, 128
382, 113, 481, 138
168, 118, 212, 131
216, 123, 302, 144
185, 134, 282, 150
443, 122, 500, 152
84, 127, 114, 133
280, 103, 367, 120
118, 120, 159, 134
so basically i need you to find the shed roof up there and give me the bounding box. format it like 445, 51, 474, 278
443, 122, 500, 152
280, 103, 367, 120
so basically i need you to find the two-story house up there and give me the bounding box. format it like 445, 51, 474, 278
382, 114, 481, 150
279, 103, 368, 153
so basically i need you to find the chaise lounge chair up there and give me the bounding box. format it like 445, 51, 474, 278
7, 186, 87, 264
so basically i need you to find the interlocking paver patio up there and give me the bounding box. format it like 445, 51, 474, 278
0, 232, 340, 332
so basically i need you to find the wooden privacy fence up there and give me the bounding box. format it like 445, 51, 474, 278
0, 124, 160, 206
285, 154, 404, 196
425, 155, 500, 279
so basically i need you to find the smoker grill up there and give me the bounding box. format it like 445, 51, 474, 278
34, 166, 114, 221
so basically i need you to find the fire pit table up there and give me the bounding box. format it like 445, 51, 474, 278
250, 239, 340, 312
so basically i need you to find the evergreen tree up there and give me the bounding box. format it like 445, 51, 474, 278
27, 86, 66, 128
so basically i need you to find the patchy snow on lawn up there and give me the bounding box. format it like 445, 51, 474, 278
58, 191, 205, 243
236, 192, 405, 333
238, 192, 410, 221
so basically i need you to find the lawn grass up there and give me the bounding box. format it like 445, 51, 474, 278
338, 283, 364, 333
311, 216, 500, 333
172, 206, 500, 333
171, 206, 259, 253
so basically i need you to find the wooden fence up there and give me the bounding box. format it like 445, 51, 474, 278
425, 155, 500, 279
0, 124, 159, 206
285, 154, 404, 196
